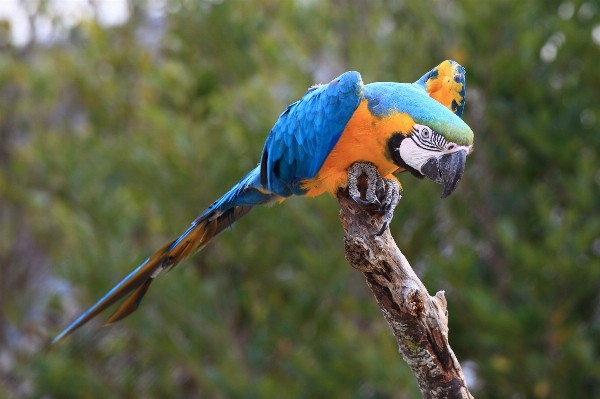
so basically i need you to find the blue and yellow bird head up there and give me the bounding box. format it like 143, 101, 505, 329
360, 60, 473, 198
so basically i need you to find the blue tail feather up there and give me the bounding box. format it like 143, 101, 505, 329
48, 166, 280, 350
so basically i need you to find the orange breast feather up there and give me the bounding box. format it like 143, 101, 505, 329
302, 100, 415, 197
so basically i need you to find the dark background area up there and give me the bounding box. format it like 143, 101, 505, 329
1, 0, 599, 397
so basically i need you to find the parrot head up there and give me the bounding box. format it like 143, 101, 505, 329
365, 78, 474, 199
389, 123, 473, 198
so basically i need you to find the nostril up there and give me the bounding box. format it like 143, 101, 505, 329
447, 144, 456, 151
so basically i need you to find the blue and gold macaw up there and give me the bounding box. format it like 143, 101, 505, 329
50, 60, 473, 348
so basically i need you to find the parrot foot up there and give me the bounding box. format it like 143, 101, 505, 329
348, 162, 383, 208
347, 162, 401, 236
377, 178, 400, 236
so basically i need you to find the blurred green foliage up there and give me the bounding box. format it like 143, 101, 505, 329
1, 0, 599, 397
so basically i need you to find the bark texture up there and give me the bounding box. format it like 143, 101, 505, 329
337, 186, 473, 399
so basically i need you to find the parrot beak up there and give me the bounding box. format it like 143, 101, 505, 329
420, 149, 467, 198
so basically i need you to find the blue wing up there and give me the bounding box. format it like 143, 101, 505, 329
260, 71, 364, 196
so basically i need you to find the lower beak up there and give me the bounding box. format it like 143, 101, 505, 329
420, 150, 467, 199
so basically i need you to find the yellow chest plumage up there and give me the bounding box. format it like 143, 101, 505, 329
301, 99, 415, 197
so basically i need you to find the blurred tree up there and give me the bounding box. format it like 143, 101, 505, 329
0, 0, 599, 398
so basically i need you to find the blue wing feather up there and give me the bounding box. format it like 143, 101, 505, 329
260, 71, 364, 195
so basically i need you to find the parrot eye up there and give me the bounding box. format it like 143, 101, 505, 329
410, 124, 447, 151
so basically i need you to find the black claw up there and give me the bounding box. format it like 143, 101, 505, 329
352, 196, 371, 206
374, 200, 382, 211
376, 222, 388, 236
353, 196, 382, 210
381, 202, 390, 214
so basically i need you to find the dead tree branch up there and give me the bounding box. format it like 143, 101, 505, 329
337, 186, 473, 399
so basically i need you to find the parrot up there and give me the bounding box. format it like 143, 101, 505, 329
49, 60, 473, 349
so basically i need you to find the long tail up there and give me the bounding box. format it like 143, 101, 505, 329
48, 167, 274, 350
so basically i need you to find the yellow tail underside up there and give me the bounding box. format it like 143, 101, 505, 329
426, 60, 464, 112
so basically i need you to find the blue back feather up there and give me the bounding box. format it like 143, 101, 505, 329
260, 72, 364, 195
364, 83, 473, 146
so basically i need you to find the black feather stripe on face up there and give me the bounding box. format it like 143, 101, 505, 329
411, 128, 447, 151
387, 133, 425, 179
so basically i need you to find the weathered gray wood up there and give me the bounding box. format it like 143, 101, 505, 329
337, 186, 473, 399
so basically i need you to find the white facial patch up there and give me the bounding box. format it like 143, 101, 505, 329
398, 124, 472, 172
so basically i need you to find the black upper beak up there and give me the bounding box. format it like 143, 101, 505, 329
420, 150, 467, 199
